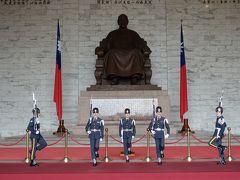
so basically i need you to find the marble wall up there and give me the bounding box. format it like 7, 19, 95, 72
0, 0, 239, 137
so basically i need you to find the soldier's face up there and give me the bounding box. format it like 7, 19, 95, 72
125, 113, 130, 118
156, 112, 162, 117
33, 112, 40, 117
93, 112, 98, 118
216, 111, 221, 117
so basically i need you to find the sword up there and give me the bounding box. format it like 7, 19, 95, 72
218, 89, 224, 107
32, 92, 37, 109
32, 92, 39, 118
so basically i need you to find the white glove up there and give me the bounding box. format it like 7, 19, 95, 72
121, 137, 123, 143
132, 136, 135, 139
100, 138, 103, 142
165, 134, 169, 139
87, 130, 91, 135
36, 130, 39, 134
216, 135, 220, 139
151, 130, 156, 135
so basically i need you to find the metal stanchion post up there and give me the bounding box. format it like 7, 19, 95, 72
63, 129, 71, 163
187, 128, 192, 162
144, 129, 153, 162
25, 129, 30, 163
103, 128, 111, 162
227, 127, 233, 161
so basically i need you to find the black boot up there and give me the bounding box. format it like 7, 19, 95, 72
92, 159, 97, 166
157, 158, 162, 165
217, 159, 226, 165
30, 160, 39, 167
93, 162, 97, 166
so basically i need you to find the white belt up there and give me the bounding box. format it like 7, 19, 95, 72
123, 129, 133, 132
155, 128, 164, 131
91, 129, 100, 132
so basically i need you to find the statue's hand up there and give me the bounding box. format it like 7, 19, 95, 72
95, 47, 104, 56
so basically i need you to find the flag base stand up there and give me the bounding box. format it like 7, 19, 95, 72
178, 118, 195, 135
53, 119, 66, 135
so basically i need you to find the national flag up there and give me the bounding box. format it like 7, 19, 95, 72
180, 22, 188, 122
53, 20, 62, 121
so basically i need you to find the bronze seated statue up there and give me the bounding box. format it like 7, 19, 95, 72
95, 14, 152, 85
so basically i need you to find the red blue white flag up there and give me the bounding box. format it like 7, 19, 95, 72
53, 20, 62, 121
180, 23, 188, 122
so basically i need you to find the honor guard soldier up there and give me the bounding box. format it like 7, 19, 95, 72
148, 106, 170, 165
119, 108, 136, 162
85, 107, 104, 166
27, 107, 47, 167
208, 106, 227, 165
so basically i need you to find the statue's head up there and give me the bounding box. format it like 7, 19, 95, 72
117, 14, 129, 29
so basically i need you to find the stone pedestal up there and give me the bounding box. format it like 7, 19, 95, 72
78, 85, 170, 129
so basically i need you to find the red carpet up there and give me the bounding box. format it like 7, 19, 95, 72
1, 146, 240, 180
0, 162, 240, 180
0, 146, 240, 161
1, 173, 239, 180
1, 161, 240, 173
